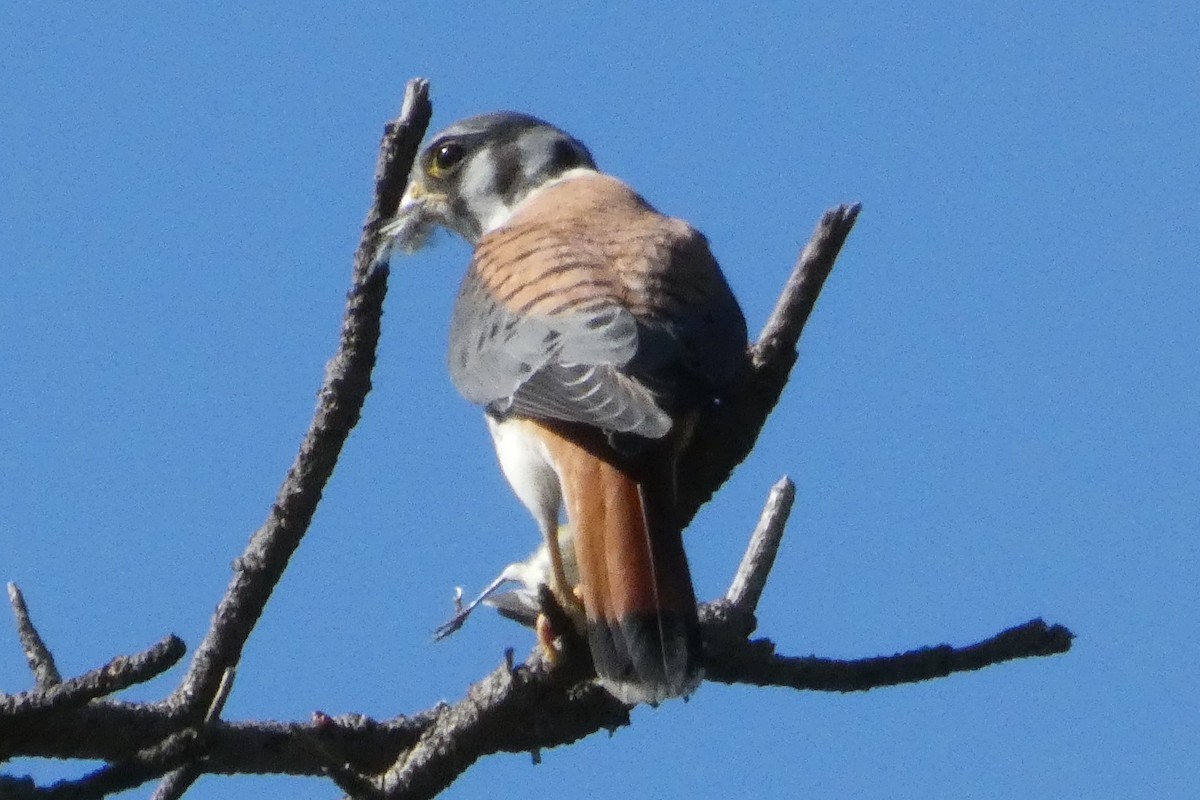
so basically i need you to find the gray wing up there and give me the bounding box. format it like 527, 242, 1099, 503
448, 265, 673, 438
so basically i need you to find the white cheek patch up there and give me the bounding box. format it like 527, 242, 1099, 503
460, 155, 512, 236
477, 166, 600, 236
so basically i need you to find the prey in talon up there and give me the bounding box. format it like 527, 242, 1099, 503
434, 525, 577, 641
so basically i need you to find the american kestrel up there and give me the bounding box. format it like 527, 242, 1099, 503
385, 112, 747, 704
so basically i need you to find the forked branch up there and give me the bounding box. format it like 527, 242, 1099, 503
0, 78, 1072, 800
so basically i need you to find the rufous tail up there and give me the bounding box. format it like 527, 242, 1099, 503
560, 447, 702, 705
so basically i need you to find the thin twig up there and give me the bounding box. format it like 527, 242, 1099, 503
204, 668, 236, 725
299, 729, 383, 800
40, 728, 203, 800
150, 667, 235, 800
754, 203, 862, 363
678, 204, 861, 524
324, 762, 384, 800
726, 477, 796, 614
0, 635, 185, 719
7, 583, 62, 689
150, 767, 200, 800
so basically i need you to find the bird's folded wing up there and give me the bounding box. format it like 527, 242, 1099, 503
449, 265, 672, 437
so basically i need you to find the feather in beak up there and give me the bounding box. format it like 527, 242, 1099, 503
380, 182, 442, 255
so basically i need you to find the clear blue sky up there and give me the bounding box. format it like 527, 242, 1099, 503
2, 3, 1196, 798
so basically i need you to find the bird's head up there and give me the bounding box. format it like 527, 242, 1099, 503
383, 112, 597, 252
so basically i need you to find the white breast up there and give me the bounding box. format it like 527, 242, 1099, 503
485, 415, 564, 535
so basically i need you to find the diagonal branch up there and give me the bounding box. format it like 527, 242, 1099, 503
754, 204, 863, 364
167, 78, 432, 717
150, 766, 199, 800
725, 476, 795, 615
0, 635, 185, 720
7, 583, 63, 689
678, 204, 861, 525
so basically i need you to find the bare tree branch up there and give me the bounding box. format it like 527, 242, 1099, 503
372, 650, 628, 800
168, 77, 432, 718
150, 766, 199, 800
0, 609, 1071, 790
46, 729, 203, 800
0, 79, 1073, 800
345, 476, 1069, 800
2, 704, 437, 775
703, 617, 1074, 690
726, 477, 796, 614
0, 76, 433, 797
677, 203, 861, 524
7, 583, 62, 689
148, 668, 237, 800
0, 634, 184, 720
755, 204, 862, 362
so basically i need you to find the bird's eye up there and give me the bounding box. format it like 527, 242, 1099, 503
431, 142, 466, 174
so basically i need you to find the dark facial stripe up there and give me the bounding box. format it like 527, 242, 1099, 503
490, 142, 523, 207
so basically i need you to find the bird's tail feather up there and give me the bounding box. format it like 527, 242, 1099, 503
564, 452, 702, 705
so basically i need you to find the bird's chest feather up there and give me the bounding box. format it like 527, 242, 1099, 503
485, 415, 564, 522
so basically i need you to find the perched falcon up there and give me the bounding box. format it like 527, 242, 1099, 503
384, 112, 747, 704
